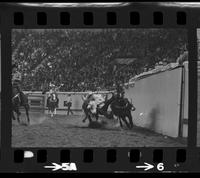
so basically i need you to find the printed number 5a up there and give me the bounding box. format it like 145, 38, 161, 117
157, 163, 164, 171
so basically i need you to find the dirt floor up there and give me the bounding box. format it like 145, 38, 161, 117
12, 112, 186, 147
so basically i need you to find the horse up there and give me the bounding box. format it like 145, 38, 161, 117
12, 87, 30, 125
110, 96, 136, 129
46, 93, 59, 117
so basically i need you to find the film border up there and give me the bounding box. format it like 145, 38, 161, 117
0, 2, 199, 173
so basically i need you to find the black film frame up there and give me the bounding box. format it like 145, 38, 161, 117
0, 2, 199, 173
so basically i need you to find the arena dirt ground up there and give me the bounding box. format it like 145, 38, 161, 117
12, 112, 187, 147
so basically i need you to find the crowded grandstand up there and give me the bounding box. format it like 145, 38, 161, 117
12, 29, 188, 92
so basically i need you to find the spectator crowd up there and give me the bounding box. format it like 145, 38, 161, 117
12, 29, 188, 92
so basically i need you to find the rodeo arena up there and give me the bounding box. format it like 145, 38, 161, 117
11, 29, 189, 147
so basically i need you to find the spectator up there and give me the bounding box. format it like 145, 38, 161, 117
65, 94, 73, 116
12, 29, 187, 92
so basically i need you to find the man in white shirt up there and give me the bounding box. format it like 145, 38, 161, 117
66, 94, 73, 115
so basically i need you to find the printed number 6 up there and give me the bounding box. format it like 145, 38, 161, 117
157, 163, 164, 171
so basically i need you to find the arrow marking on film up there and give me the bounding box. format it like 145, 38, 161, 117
136, 162, 154, 171
44, 163, 62, 171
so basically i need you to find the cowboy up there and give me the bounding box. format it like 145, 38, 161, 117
115, 82, 125, 99
49, 82, 57, 97
87, 97, 97, 114
12, 63, 23, 104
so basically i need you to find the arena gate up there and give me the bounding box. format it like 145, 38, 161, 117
23, 62, 188, 138
23, 93, 45, 113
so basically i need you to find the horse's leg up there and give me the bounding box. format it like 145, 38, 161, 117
15, 107, 20, 124
108, 111, 114, 120
51, 110, 53, 117
24, 105, 30, 125
82, 108, 90, 123
82, 112, 88, 122
54, 107, 57, 115
110, 112, 114, 119
127, 112, 133, 129
122, 116, 130, 129
82, 116, 87, 122
13, 105, 21, 123
119, 117, 123, 128
17, 113, 20, 123
100, 109, 108, 119
95, 112, 99, 121
88, 113, 92, 123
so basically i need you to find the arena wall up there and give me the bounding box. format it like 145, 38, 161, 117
25, 91, 112, 115
181, 62, 188, 138
124, 66, 185, 138
45, 92, 86, 115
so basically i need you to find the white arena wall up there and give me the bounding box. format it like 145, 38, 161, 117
182, 62, 188, 138
24, 62, 188, 138
124, 64, 188, 138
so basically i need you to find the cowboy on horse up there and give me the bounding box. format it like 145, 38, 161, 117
110, 82, 136, 128
46, 81, 63, 117
49, 82, 58, 97
12, 63, 30, 124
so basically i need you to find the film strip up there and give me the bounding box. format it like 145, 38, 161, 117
0, 2, 199, 173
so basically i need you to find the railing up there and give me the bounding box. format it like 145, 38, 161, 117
23, 91, 114, 114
